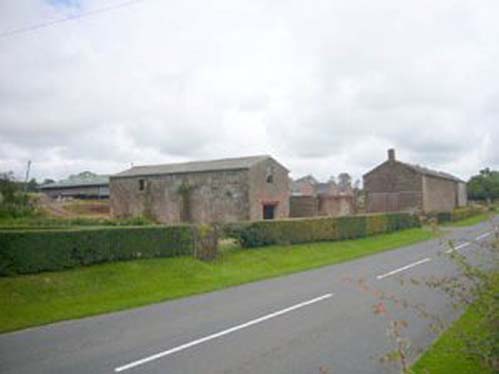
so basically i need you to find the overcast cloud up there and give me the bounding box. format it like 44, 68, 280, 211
0, 0, 498, 182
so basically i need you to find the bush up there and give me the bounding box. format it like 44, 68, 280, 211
227, 213, 420, 248
0, 225, 197, 276
433, 206, 485, 224
0, 215, 157, 229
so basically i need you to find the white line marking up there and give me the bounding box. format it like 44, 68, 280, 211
376, 258, 431, 280
476, 232, 491, 241
445, 242, 471, 254
114, 293, 334, 372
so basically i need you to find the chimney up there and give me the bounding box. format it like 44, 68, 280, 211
388, 148, 396, 162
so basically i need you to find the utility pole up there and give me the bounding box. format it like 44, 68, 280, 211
24, 160, 32, 193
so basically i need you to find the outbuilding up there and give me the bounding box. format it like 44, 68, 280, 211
363, 149, 467, 214
39, 173, 109, 199
110, 155, 290, 224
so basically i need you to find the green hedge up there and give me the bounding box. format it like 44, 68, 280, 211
227, 213, 420, 248
435, 206, 485, 224
0, 225, 197, 276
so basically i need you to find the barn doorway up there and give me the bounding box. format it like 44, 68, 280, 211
263, 204, 276, 220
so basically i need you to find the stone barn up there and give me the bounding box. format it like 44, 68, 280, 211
110, 155, 290, 224
363, 149, 467, 214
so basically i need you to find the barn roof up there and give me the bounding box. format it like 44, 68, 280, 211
403, 163, 465, 183
39, 175, 109, 189
113, 155, 282, 178
363, 160, 465, 183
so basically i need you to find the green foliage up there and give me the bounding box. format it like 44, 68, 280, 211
0, 228, 432, 332
468, 168, 499, 201
435, 206, 485, 224
194, 224, 219, 260
0, 215, 156, 229
0, 172, 36, 218
227, 213, 421, 248
0, 225, 196, 276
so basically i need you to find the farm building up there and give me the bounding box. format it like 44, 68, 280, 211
363, 149, 467, 214
110, 155, 290, 224
290, 176, 355, 218
39, 172, 109, 199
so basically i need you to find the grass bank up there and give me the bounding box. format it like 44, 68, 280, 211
446, 213, 492, 228
412, 274, 499, 374
0, 228, 432, 333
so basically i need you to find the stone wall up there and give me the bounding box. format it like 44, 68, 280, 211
364, 161, 423, 213
457, 182, 468, 207
248, 158, 290, 220
422, 175, 458, 213
318, 195, 355, 217
110, 169, 250, 224
289, 196, 318, 217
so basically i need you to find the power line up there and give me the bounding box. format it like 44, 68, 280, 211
0, 0, 148, 40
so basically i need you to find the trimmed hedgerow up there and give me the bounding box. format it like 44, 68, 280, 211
227, 213, 420, 248
0, 225, 196, 276
433, 206, 485, 224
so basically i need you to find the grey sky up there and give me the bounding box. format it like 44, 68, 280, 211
0, 0, 498, 182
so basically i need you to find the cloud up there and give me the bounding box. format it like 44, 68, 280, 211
0, 0, 498, 183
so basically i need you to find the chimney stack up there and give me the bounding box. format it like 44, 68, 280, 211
388, 148, 396, 162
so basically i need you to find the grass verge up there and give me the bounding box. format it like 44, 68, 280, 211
446, 213, 492, 228
412, 274, 499, 374
0, 228, 432, 333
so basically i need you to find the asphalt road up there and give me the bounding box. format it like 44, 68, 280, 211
1, 218, 497, 374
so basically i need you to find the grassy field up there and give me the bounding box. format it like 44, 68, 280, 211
412, 274, 498, 374
0, 228, 432, 333
446, 213, 492, 227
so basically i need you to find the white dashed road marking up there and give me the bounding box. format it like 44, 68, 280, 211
476, 232, 491, 241
114, 293, 334, 372
376, 258, 432, 280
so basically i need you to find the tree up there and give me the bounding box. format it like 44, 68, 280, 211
26, 178, 38, 192
467, 168, 499, 202
338, 172, 352, 190
0, 171, 34, 217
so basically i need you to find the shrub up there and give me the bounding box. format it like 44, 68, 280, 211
0, 225, 197, 276
194, 224, 219, 261
227, 213, 420, 248
434, 206, 485, 224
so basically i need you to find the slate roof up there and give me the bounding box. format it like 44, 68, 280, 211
364, 160, 465, 183
113, 155, 277, 178
403, 162, 465, 183
40, 175, 109, 189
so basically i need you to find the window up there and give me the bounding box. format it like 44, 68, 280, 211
263, 204, 276, 220
138, 179, 145, 191
266, 165, 274, 184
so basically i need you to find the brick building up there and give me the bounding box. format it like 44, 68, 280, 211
110, 155, 290, 224
363, 149, 467, 214
290, 176, 355, 217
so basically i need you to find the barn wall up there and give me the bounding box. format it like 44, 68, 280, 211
364, 161, 423, 213
457, 182, 468, 207
247, 158, 290, 220
289, 196, 318, 217
110, 170, 250, 224
318, 195, 355, 217
422, 175, 458, 213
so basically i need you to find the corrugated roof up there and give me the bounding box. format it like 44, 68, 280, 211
113, 155, 275, 178
40, 175, 109, 189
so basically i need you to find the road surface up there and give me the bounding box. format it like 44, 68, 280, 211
1, 218, 497, 374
